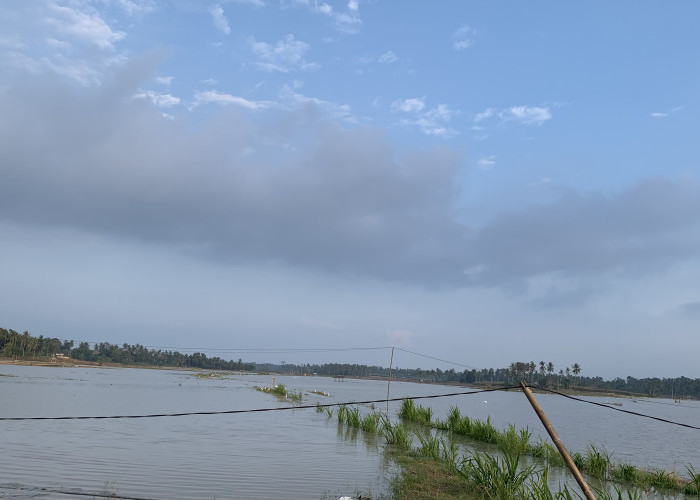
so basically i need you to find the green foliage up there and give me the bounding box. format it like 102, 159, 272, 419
497, 424, 531, 455
454, 449, 535, 499
380, 416, 412, 449
531, 439, 565, 467
359, 412, 381, 433
611, 463, 638, 483
398, 399, 432, 425
345, 407, 361, 428
416, 432, 442, 461
684, 464, 700, 496
583, 445, 611, 479
254, 384, 302, 402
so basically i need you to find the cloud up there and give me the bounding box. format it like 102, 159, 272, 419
314, 1, 362, 34
465, 178, 700, 288
113, 0, 157, 17
47, 2, 126, 50
676, 301, 700, 318
155, 76, 173, 86
392, 98, 458, 138
250, 34, 319, 72
477, 156, 495, 170
209, 4, 231, 35
391, 97, 425, 113
475, 105, 552, 126
452, 25, 475, 51
3, 63, 700, 298
133, 90, 181, 108
378, 50, 397, 64
192, 90, 272, 110
0, 68, 468, 287
650, 106, 683, 118
279, 85, 355, 122
0, 1, 131, 86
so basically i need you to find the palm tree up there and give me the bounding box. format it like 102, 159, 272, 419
572, 363, 581, 387
546, 362, 555, 388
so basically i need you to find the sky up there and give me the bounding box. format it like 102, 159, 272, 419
1, 1, 699, 379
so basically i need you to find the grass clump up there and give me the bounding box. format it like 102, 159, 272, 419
360, 412, 381, 433
381, 417, 413, 450
684, 464, 700, 495
399, 399, 433, 425
453, 449, 536, 498
254, 384, 302, 402
531, 439, 565, 467
191, 372, 228, 379
583, 445, 611, 479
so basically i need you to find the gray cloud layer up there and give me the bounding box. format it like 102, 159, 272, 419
2, 60, 699, 293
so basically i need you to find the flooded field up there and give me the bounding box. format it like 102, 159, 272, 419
1, 365, 698, 499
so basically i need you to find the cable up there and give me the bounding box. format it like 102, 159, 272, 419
0, 484, 156, 500
0, 386, 519, 421
394, 347, 476, 370
143, 346, 392, 353
537, 386, 700, 431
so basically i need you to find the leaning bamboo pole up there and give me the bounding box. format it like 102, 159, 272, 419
520, 381, 596, 500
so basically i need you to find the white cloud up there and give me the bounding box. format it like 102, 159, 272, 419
230, 0, 265, 6
650, 106, 683, 118
477, 156, 495, 170
391, 97, 425, 113
475, 105, 552, 126
452, 25, 475, 51
209, 4, 231, 35
251, 34, 319, 73
393, 98, 458, 138
507, 106, 551, 125
192, 90, 272, 110
112, 0, 157, 17
378, 50, 397, 64
314, 1, 361, 34
47, 2, 125, 50
200, 78, 219, 85
279, 85, 355, 122
155, 76, 173, 86
134, 90, 181, 108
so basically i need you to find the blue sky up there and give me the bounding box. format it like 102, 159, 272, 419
1, 0, 700, 378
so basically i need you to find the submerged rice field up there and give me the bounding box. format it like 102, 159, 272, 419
1, 365, 698, 499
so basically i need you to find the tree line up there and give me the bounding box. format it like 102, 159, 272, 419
2, 327, 699, 399
0, 328, 255, 372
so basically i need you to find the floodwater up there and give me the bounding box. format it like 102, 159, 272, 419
1, 365, 698, 499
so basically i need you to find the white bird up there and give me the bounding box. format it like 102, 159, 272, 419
482, 400, 487, 404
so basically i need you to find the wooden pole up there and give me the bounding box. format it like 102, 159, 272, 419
519, 381, 596, 500
386, 346, 395, 414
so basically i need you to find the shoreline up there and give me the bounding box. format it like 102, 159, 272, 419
1, 356, 688, 401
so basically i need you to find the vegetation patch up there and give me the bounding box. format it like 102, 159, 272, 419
191, 372, 229, 379
310, 390, 331, 397
254, 384, 302, 402
332, 399, 696, 498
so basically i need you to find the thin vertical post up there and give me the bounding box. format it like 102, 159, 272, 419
520, 382, 596, 500
386, 346, 395, 414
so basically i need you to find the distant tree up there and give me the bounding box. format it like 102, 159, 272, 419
572, 363, 582, 386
